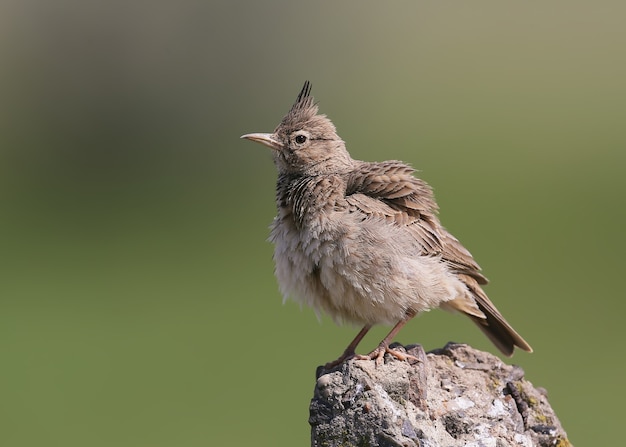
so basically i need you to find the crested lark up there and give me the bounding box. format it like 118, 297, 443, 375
242, 81, 532, 368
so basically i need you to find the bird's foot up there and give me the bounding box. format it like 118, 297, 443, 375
323, 343, 421, 370
323, 350, 357, 370
356, 344, 420, 367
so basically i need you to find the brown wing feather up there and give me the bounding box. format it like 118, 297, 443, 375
346, 161, 487, 284
345, 161, 532, 355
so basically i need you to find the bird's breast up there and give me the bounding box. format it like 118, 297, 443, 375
269, 178, 467, 326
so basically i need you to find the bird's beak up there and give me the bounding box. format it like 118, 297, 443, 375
240, 133, 282, 150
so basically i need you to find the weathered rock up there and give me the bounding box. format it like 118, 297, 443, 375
310, 343, 572, 447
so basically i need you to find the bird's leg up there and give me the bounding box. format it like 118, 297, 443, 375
323, 325, 372, 369
358, 313, 419, 366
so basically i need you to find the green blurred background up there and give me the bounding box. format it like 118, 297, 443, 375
1, 1, 624, 445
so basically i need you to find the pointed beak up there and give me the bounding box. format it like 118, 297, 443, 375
240, 133, 282, 150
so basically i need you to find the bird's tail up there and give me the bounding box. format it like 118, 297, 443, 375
443, 275, 533, 356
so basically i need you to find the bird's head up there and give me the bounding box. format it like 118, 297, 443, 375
241, 81, 353, 176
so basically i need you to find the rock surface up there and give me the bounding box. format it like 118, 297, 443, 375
310, 343, 572, 447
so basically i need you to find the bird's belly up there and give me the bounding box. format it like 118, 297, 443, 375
269, 215, 466, 326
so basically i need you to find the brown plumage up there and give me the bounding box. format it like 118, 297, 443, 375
241, 81, 532, 367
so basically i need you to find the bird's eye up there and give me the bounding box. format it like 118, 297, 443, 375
295, 134, 307, 144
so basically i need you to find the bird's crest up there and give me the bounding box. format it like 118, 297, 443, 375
279, 81, 320, 130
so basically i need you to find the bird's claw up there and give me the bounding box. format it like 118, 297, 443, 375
323, 350, 356, 370
323, 345, 420, 369
355, 346, 420, 367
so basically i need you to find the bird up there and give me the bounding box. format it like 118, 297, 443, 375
241, 81, 532, 368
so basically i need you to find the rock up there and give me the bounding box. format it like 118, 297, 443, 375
310, 343, 572, 447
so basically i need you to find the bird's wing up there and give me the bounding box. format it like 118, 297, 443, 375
345, 161, 488, 284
